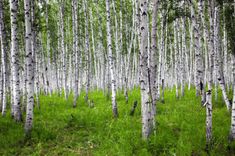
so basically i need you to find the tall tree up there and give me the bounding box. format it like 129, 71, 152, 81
139, 0, 153, 139
227, 0, 235, 140
24, 0, 34, 134
84, 0, 90, 102
214, 4, 231, 111
45, 0, 51, 95
106, 0, 118, 118
10, 0, 22, 122
60, 1, 68, 100
73, 0, 79, 108
203, 0, 215, 147
150, 0, 159, 126
0, 0, 7, 116
190, 0, 204, 100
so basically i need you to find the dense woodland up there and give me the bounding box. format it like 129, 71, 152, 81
0, 0, 235, 155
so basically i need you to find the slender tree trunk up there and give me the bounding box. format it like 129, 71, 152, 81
214, 6, 231, 110
198, 0, 206, 104
190, 1, 204, 98
106, 0, 118, 118
0, 0, 7, 116
10, 0, 22, 122
204, 0, 214, 147
45, 0, 51, 96
150, 0, 159, 120
72, 0, 79, 108
181, 16, 186, 97
31, 0, 37, 108
24, 0, 34, 134
111, 0, 120, 90
157, 11, 165, 101
188, 20, 194, 90
230, 46, 235, 140
174, 20, 179, 98
84, 0, 90, 102
229, 0, 235, 141
60, 2, 68, 100
139, 0, 153, 139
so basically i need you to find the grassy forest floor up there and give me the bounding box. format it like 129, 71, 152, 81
0, 88, 235, 155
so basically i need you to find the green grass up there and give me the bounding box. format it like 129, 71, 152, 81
0, 88, 235, 155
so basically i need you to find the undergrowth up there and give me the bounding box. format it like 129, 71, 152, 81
0, 88, 234, 155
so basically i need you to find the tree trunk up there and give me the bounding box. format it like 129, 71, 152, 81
190, 1, 204, 98
204, 0, 214, 147
60, 2, 68, 100
229, 0, 235, 141
84, 0, 90, 102
24, 0, 34, 134
214, 6, 231, 110
72, 0, 79, 108
181, 16, 186, 97
174, 20, 179, 99
188, 20, 194, 90
45, 0, 51, 96
106, 0, 118, 118
0, 0, 7, 116
139, 0, 152, 139
150, 0, 159, 120
10, 0, 22, 122
230, 46, 235, 140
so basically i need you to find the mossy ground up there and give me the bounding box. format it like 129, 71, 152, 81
0, 88, 235, 155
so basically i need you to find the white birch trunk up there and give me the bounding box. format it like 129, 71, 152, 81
24, 0, 34, 134
10, 0, 22, 122
190, 1, 204, 97
60, 2, 68, 100
181, 16, 186, 97
139, 0, 152, 139
214, 6, 231, 110
174, 20, 179, 98
84, 0, 90, 102
188, 20, 194, 90
230, 0, 235, 140
106, 0, 118, 117
0, 0, 7, 116
150, 0, 159, 119
45, 0, 51, 96
204, 0, 214, 147
72, 0, 79, 107
230, 49, 235, 140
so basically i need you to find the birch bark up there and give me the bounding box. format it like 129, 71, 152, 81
0, 0, 7, 116
106, 0, 118, 118
10, 0, 22, 122
24, 0, 34, 134
140, 0, 152, 139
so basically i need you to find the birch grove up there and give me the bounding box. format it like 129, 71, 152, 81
0, 0, 234, 148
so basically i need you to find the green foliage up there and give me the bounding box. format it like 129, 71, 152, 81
0, 88, 234, 155
224, 2, 235, 52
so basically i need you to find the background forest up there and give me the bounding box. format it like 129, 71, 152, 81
0, 0, 235, 155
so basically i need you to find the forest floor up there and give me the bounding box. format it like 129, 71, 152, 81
0, 88, 235, 155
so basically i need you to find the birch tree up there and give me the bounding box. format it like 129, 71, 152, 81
45, 0, 51, 96
139, 0, 153, 139
24, 0, 34, 134
203, 0, 215, 146
84, 0, 90, 102
0, 0, 7, 116
60, 1, 68, 100
214, 5, 231, 111
10, 0, 22, 122
72, 0, 79, 108
226, 0, 235, 140
150, 0, 159, 119
106, 0, 118, 118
